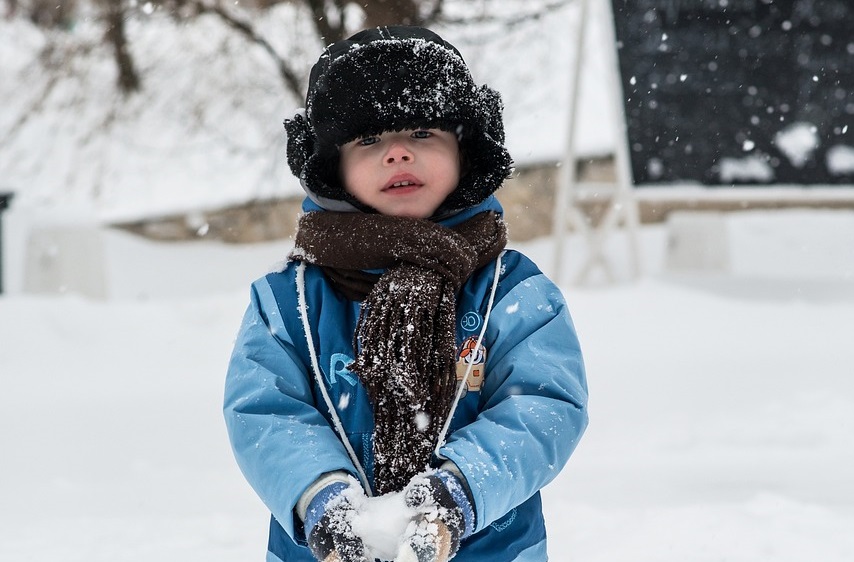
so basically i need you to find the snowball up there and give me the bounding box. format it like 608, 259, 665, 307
350, 491, 417, 561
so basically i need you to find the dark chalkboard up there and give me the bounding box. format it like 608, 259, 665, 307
610, 0, 854, 187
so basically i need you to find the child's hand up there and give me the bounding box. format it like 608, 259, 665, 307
304, 480, 368, 562
395, 469, 475, 562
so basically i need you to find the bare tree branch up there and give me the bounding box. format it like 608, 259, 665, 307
360, 0, 420, 27
100, 0, 141, 94
438, 0, 575, 28
421, 0, 445, 26
192, 0, 305, 96
8, 0, 576, 104
302, 0, 346, 44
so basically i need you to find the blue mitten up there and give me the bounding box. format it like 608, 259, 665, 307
397, 468, 476, 562
302, 477, 367, 562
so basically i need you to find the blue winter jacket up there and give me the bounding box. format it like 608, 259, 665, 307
224, 196, 588, 562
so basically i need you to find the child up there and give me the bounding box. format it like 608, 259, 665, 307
224, 26, 588, 562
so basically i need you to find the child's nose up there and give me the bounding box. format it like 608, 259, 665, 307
384, 142, 413, 164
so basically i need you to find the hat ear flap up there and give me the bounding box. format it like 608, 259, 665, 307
284, 110, 315, 179
477, 85, 506, 145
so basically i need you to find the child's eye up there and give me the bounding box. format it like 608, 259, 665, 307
411, 130, 432, 139
357, 136, 380, 146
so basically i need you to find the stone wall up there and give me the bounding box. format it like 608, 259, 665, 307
498, 157, 618, 240
119, 198, 303, 244
116, 157, 617, 243
116, 156, 854, 243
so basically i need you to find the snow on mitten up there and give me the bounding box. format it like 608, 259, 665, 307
301, 476, 368, 562
396, 469, 475, 562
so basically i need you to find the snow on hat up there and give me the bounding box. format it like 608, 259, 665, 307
284, 25, 513, 213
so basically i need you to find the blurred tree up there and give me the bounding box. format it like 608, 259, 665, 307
3, 0, 16, 18
7, 0, 568, 100
8, 0, 77, 27
99, 0, 140, 94
141, 0, 448, 96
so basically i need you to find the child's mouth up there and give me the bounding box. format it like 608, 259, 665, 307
384, 175, 422, 192
386, 183, 420, 194
388, 181, 417, 192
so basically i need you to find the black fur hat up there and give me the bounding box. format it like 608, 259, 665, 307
284, 26, 513, 213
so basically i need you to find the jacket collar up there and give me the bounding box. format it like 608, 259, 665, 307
300, 195, 505, 227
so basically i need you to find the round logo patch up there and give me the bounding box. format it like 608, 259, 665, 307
461, 311, 482, 332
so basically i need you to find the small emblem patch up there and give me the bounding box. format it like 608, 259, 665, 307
456, 336, 487, 394
461, 311, 482, 332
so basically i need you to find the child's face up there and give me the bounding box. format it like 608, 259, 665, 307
339, 128, 460, 218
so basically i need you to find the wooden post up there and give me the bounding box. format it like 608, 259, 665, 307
552, 0, 641, 285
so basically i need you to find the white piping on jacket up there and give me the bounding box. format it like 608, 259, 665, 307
295, 252, 504, 493
295, 261, 372, 494
435, 251, 504, 457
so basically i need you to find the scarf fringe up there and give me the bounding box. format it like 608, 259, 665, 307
352, 266, 458, 494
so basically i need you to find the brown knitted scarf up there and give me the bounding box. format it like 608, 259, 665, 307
290, 211, 506, 494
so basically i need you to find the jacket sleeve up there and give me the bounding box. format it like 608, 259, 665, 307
223, 278, 358, 539
438, 270, 589, 533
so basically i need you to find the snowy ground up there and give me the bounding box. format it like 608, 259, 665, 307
4, 2, 853, 559
1, 209, 853, 561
